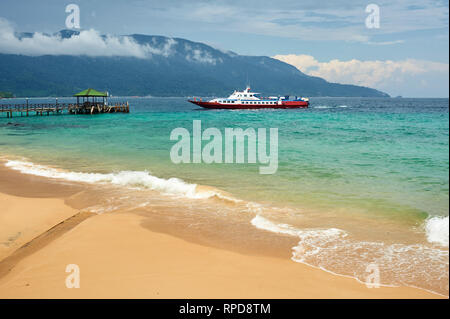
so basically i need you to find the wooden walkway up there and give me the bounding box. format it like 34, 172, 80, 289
0, 102, 130, 118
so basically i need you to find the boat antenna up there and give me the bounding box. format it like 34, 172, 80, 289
246, 72, 250, 90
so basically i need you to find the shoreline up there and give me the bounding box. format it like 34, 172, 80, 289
0, 163, 444, 298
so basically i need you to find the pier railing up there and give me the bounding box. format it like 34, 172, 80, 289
0, 102, 130, 118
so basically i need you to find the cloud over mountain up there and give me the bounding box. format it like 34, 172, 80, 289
0, 18, 176, 58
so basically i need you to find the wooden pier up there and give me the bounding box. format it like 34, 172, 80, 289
0, 89, 130, 118
0, 101, 130, 118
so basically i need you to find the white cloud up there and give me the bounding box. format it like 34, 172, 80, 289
0, 18, 176, 58
273, 54, 449, 97
184, 43, 221, 64
160, 0, 448, 43
366, 40, 405, 46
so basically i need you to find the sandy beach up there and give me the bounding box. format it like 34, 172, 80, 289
0, 164, 443, 299
0, 0, 449, 302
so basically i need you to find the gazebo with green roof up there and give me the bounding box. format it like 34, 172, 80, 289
74, 88, 108, 107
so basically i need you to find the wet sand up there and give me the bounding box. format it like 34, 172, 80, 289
0, 164, 443, 298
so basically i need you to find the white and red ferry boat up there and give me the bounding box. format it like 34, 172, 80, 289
189, 87, 309, 109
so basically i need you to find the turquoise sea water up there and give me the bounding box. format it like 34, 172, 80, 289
1, 97, 448, 218
1, 96, 449, 294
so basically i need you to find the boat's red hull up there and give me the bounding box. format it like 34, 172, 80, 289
189, 100, 308, 109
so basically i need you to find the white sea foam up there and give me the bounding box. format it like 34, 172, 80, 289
251, 214, 344, 239
252, 214, 303, 236
251, 214, 346, 262
4, 159, 215, 199
425, 216, 449, 247
250, 214, 449, 296
313, 105, 331, 109
313, 105, 349, 109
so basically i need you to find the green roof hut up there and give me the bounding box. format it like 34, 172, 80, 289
74, 88, 108, 107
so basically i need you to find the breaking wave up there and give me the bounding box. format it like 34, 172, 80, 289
4, 159, 228, 200
425, 216, 449, 247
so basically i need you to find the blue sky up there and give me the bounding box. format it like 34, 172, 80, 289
0, 0, 448, 97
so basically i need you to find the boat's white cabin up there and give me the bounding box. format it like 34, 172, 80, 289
227, 86, 260, 100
